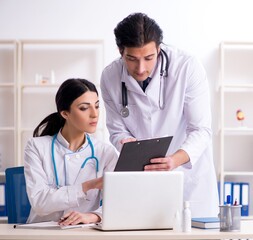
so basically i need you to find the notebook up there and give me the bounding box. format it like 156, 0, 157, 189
191, 217, 220, 229
92, 171, 184, 231
114, 136, 173, 171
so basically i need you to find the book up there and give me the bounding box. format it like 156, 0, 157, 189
224, 182, 233, 204
232, 183, 241, 206
191, 217, 220, 229
0, 184, 7, 217
13, 221, 95, 230
240, 182, 249, 216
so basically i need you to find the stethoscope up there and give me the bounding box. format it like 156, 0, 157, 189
51, 134, 99, 189
120, 48, 169, 118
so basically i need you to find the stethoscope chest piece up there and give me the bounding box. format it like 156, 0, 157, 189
121, 106, 129, 118
121, 81, 129, 118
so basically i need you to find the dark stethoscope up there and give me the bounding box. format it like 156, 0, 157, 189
51, 134, 99, 189
120, 48, 169, 118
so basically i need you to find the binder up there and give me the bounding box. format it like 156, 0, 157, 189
224, 182, 233, 204
232, 182, 241, 205
240, 182, 249, 216
0, 183, 7, 216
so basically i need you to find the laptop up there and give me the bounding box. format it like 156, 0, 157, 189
114, 136, 173, 171
93, 171, 184, 231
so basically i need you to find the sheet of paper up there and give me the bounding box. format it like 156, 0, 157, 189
14, 221, 95, 230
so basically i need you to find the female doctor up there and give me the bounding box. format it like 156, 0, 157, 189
100, 13, 219, 218
24, 78, 118, 225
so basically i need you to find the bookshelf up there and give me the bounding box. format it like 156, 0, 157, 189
0, 39, 105, 175
0, 41, 17, 176
219, 41, 253, 217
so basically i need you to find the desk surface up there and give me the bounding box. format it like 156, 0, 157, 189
0, 220, 253, 240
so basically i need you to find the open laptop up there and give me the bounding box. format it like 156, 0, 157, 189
93, 171, 184, 231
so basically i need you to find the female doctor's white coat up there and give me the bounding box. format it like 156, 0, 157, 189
100, 45, 219, 218
24, 132, 118, 223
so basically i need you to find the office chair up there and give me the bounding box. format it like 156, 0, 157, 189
5, 166, 31, 223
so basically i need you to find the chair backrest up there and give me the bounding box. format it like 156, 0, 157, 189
5, 166, 31, 223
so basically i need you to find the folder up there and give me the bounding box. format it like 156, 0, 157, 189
0, 183, 7, 216
240, 182, 249, 216
224, 182, 233, 204
232, 182, 241, 205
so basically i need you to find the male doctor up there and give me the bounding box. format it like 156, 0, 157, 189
100, 12, 219, 217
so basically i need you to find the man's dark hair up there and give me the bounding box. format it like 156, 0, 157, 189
114, 13, 163, 53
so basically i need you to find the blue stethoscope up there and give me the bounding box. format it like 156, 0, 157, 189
51, 134, 99, 189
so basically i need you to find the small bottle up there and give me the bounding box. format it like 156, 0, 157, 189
182, 201, 191, 232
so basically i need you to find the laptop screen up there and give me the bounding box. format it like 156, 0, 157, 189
98, 171, 184, 231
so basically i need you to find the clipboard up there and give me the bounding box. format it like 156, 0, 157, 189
114, 136, 173, 171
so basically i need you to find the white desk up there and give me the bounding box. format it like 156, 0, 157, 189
0, 220, 253, 240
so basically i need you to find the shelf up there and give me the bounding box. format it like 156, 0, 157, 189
242, 216, 253, 220
221, 41, 253, 49
223, 128, 253, 135
0, 127, 15, 131
0, 83, 15, 87
20, 39, 103, 45
223, 171, 253, 177
21, 83, 101, 89
21, 83, 60, 88
222, 84, 253, 92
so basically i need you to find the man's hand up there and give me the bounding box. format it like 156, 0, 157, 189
120, 137, 137, 145
144, 156, 176, 171
144, 149, 190, 171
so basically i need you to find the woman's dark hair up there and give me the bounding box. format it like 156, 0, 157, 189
33, 78, 98, 137
114, 13, 163, 53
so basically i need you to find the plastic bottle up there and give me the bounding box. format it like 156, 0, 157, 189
182, 201, 191, 232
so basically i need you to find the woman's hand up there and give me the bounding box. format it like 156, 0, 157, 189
59, 211, 101, 226
82, 176, 103, 193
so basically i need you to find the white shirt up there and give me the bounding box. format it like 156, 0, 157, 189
24, 132, 118, 223
100, 45, 219, 217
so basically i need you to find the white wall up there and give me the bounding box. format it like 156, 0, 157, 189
1, 0, 253, 171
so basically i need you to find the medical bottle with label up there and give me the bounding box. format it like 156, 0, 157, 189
182, 201, 191, 232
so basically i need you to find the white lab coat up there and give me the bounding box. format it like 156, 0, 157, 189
24, 132, 118, 223
100, 45, 219, 218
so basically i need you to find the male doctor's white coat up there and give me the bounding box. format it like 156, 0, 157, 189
24, 132, 118, 223
100, 45, 219, 218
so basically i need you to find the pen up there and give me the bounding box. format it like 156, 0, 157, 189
59, 216, 68, 223
226, 195, 232, 229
